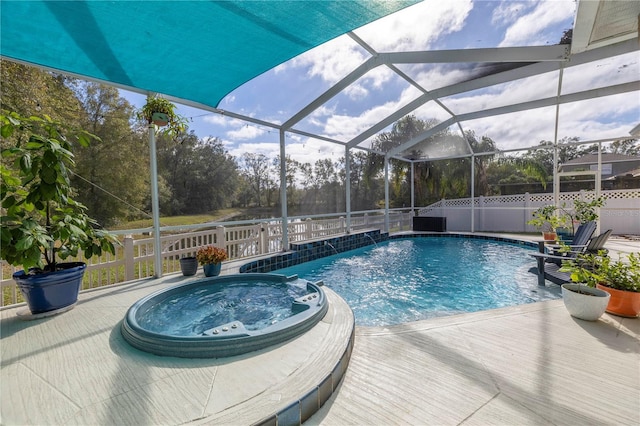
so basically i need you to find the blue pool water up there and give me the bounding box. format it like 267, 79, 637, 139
276, 238, 560, 326
137, 279, 311, 336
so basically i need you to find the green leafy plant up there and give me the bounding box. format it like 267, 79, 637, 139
137, 95, 187, 136
596, 252, 639, 293
560, 251, 605, 288
0, 111, 119, 272
527, 205, 568, 232
559, 196, 606, 233
560, 251, 639, 293
195, 245, 228, 265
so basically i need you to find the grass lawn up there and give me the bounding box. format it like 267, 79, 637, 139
110, 208, 247, 230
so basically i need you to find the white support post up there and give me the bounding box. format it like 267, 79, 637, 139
596, 143, 602, 234
470, 156, 475, 233
124, 235, 135, 281
149, 124, 163, 278
384, 158, 390, 233
279, 130, 289, 251
553, 64, 564, 211
411, 161, 415, 214
345, 145, 351, 233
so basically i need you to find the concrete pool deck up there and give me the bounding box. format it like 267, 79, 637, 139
1, 233, 638, 425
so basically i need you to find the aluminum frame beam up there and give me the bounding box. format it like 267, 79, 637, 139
386, 80, 638, 159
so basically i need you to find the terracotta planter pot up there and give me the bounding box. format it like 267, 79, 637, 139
542, 232, 557, 241
596, 284, 640, 318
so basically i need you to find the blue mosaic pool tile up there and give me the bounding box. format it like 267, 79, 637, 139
277, 401, 300, 426
300, 388, 319, 423
241, 231, 539, 274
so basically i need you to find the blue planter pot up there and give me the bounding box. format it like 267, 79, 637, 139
13, 262, 86, 314
202, 263, 222, 277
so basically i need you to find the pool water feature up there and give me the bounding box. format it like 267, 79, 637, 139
275, 237, 560, 326
121, 274, 328, 358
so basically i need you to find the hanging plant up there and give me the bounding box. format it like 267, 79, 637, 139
137, 95, 188, 136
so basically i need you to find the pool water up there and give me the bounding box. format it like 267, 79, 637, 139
276, 238, 560, 326
137, 279, 310, 336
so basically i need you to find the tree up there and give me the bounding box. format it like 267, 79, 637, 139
72, 82, 149, 225
273, 155, 301, 211
0, 61, 84, 145
366, 115, 434, 207
609, 139, 639, 156
240, 153, 270, 207
465, 130, 498, 196
314, 158, 341, 212
157, 134, 239, 214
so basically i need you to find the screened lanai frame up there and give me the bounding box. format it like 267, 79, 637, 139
212, 37, 639, 243
2, 0, 638, 277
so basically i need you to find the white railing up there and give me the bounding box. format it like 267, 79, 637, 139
1, 210, 413, 308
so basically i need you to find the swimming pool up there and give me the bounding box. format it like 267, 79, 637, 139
276, 237, 560, 326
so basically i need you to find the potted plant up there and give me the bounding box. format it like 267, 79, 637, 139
195, 245, 228, 277
137, 95, 187, 136
558, 253, 611, 321
0, 112, 119, 315
559, 196, 606, 237
592, 252, 640, 318
179, 255, 198, 276
527, 205, 568, 241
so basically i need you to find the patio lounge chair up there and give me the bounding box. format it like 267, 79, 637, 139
529, 229, 612, 286
549, 221, 596, 250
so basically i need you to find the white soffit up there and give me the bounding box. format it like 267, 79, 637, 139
572, 0, 640, 54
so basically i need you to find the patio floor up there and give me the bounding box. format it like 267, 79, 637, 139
308, 300, 639, 425
1, 234, 638, 425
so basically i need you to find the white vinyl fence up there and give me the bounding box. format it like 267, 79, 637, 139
418, 189, 640, 235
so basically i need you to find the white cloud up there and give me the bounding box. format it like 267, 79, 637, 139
227, 142, 280, 161
492, 1, 534, 27
202, 113, 251, 129
354, 1, 473, 51
203, 114, 231, 126
288, 36, 369, 85
457, 90, 639, 152
318, 86, 423, 142
281, 1, 473, 87
227, 125, 267, 140
499, 1, 575, 47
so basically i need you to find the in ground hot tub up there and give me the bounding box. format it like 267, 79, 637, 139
121, 274, 328, 358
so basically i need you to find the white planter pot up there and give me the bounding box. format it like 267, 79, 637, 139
561, 284, 610, 321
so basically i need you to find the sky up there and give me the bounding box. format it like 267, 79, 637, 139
123, 0, 639, 165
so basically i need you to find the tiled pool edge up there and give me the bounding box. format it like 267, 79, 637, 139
239, 231, 538, 274
240, 230, 386, 273
252, 322, 355, 426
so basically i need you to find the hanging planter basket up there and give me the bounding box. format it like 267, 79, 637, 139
151, 112, 169, 127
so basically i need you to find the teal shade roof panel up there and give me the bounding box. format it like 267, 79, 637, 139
1, 1, 417, 108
